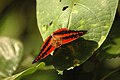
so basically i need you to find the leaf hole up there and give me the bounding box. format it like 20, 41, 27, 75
74, 4, 76, 6
62, 6, 69, 11
49, 21, 53, 26
59, 0, 62, 2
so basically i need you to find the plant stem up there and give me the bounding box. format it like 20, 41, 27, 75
101, 67, 120, 80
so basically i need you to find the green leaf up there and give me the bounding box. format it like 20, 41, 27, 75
106, 38, 120, 55
37, 0, 118, 47
36, 0, 118, 70
20, 69, 60, 80
0, 37, 23, 79
3, 62, 45, 80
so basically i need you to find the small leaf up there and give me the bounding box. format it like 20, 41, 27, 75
0, 37, 23, 79
106, 38, 120, 55
3, 62, 45, 80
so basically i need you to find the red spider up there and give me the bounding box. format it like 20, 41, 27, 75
32, 28, 87, 64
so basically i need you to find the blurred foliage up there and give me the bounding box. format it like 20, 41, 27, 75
0, 0, 119, 80
0, 37, 23, 79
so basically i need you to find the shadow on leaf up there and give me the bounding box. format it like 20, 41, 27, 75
52, 38, 98, 70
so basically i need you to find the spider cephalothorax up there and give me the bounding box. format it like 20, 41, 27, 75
51, 34, 62, 48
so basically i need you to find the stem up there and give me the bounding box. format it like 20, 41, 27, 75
101, 67, 120, 80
